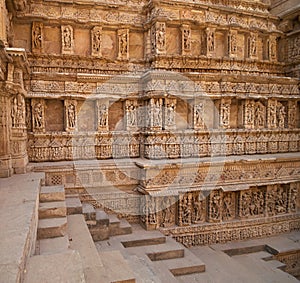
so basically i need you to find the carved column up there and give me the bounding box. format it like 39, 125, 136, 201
96, 99, 109, 131
64, 100, 77, 132
61, 25, 74, 55
32, 22, 43, 53
31, 98, 45, 132
267, 99, 277, 129
181, 24, 191, 55
206, 27, 215, 57
91, 26, 102, 57
248, 33, 258, 59
228, 29, 238, 58
125, 100, 138, 131
118, 29, 129, 60
163, 98, 176, 130
151, 22, 166, 55
287, 100, 297, 128
219, 98, 231, 129
244, 99, 255, 129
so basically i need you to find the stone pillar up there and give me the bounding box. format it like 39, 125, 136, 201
125, 99, 138, 131
151, 22, 166, 55
64, 100, 77, 132
31, 98, 45, 132
32, 22, 43, 53
118, 29, 129, 60
227, 29, 238, 58
61, 25, 74, 55
181, 24, 191, 55
91, 26, 102, 57
96, 99, 109, 131
163, 98, 176, 130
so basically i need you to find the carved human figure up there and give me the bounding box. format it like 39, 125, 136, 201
33, 102, 43, 128
147, 199, 157, 225
161, 197, 173, 227
249, 34, 257, 57
153, 99, 162, 126
288, 102, 296, 128
245, 100, 255, 126
220, 101, 230, 127
182, 27, 191, 51
195, 103, 204, 127
166, 101, 175, 126
268, 102, 277, 127
98, 104, 108, 127
67, 103, 76, 128
32, 24, 42, 49
62, 26, 72, 49
230, 32, 237, 54
223, 194, 233, 220
255, 102, 264, 127
210, 192, 221, 221
207, 30, 215, 52
156, 23, 166, 52
92, 28, 102, 54
277, 104, 286, 128
181, 195, 191, 225
120, 32, 128, 55
126, 102, 136, 127
192, 194, 205, 223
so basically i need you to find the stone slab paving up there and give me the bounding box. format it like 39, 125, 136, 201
0, 173, 44, 283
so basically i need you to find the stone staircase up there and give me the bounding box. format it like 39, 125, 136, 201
82, 203, 132, 241
24, 185, 136, 283
95, 224, 206, 282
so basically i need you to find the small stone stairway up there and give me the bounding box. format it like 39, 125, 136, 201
82, 203, 133, 241
95, 224, 206, 283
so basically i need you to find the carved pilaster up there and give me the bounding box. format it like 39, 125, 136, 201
64, 100, 77, 132
96, 99, 109, 131
118, 29, 129, 60
151, 22, 166, 55
163, 98, 176, 130
219, 98, 231, 129
228, 29, 238, 58
267, 99, 277, 129
32, 22, 43, 53
91, 26, 102, 57
31, 98, 45, 132
125, 100, 137, 131
181, 24, 191, 55
61, 25, 74, 55
248, 33, 258, 59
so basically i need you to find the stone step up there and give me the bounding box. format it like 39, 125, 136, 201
108, 214, 121, 228
24, 250, 85, 283
66, 197, 82, 215
82, 203, 96, 221
40, 185, 65, 202
110, 219, 132, 237
147, 248, 185, 261
37, 236, 70, 255
122, 236, 166, 248
67, 215, 104, 282
95, 209, 109, 226
37, 217, 67, 240
90, 225, 110, 241
98, 250, 136, 283
38, 201, 67, 219
163, 249, 206, 276
265, 259, 287, 270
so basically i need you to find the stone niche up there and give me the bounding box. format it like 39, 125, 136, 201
77, 100, 96, 132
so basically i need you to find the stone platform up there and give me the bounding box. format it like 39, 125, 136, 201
0, 173, 44, 283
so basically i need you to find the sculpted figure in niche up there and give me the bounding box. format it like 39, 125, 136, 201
195, 103, 204, 127
183, 28, 191, 50
246, 101, 254, 125
92, 29, 101, 53
288, 102, 296, 128
67, 103, 76, 128
207, 30, 215, 52
156, 23, 166, 51
192, 193, 205, 223
32, 24, 42, 49
99, 104, 108, 127
153, 99, 162, 126
230, 32, 237, 54
223, 194, 233, 220
249, 34, 257, 57
33, 102, 43, 128
269, 103, 277, 127
181, 195, 191, 225
210, 192, 221, 220
126, 103, 136, 127
161, 197, 172, 227
277, 104, 286, 128
166, 101, 175, 125
220, 102, 230, 127
120, 32, 128, 55
254, 102, 264, 127
62, 26, 72, 49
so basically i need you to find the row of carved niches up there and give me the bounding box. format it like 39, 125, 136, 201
25, 98, 300, 133
140, 182, 299, 229
29, 22, 278, 61
27, 129, 300, 161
